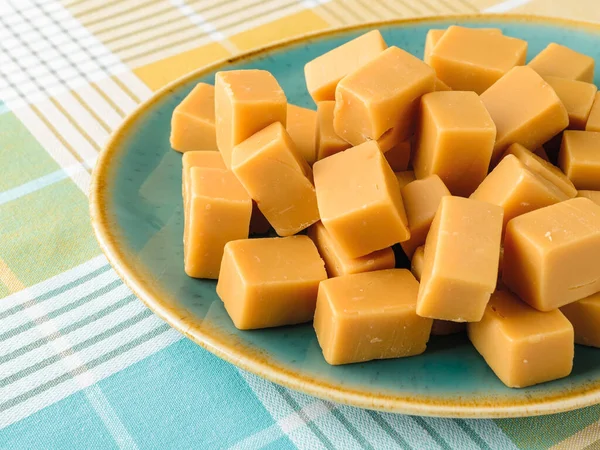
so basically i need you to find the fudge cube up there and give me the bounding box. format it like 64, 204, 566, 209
544, 76, 598, 130
401, 175, 451, 258
470, 154, 569, 230
417, 196, 503, 322
231, 122, 319, 236
170, 83, 217, 152
528, 43, 594, 82
215, 70, 286, 167
503, 198, 600, 311
316, 101, 350, 161
314, 269, 432, 365
413, 91, 496, 196
429, 26, 527, 94
333, 46, 435, 145
286, 104, 317, 164
578, 190, 600, 205
468, 290, 574, 388
184, 167, 252, 279
313, 141, 410, 258
481, 66, 569, 163
561, 292, 600, 347
217, 236, 327, 329
502, 143, 577, 198
308, 221, 394, 277
304, 30, 387, 103
559, 131, 600, 190
423, 27, 502, 65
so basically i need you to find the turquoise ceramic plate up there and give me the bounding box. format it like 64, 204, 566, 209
91, 15, 600, 418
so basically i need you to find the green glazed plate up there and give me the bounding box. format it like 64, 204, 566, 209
91, 15, 600, 418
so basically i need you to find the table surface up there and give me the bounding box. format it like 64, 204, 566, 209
1, 1, 600, 449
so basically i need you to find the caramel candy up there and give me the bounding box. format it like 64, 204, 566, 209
586, 93, 600, 132
304, 30, 387, 103
413, 91, 496, 197
384, 141, 411, 172
308, 221, 394, 277
170, 83, 217, 153
468, 290, 574, 388
215, 70, 286, 167
314, 141, 410, 258
287, 104, 317, 164
316, 101, 350, 161
470, 154, 568, 230
503, 143, 577, 198
184, 167, 252, 279
424, 27, 502, 65
528, 43, 594, 83
429, 26, 527, 94
544, 76, 598, 130
217, 236, 327, 330
561, 292, 600, 347
578, 190, 600, 205
503, 198, 600, 311
314, 269, 432, 365
334, 46, 435, 145
411, 246, 465, 335
481, 66, 569, 163
559, 131, 600, 190
417, 196, 503, 322
231, 122, 319, 236
401, 175, 451, 258
182, 151, 226, 205
395, 171, 416, 189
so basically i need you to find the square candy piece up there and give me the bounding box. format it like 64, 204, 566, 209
184, 167, 252, 279
304, 30, 387, 103
232, 122, 319, 236
468, 290, 574, 388
561, 292, 600, 347
308, 221, 395, 277
544, 76, 598, 130
413, 91, 496, 196
502, 143, 577, 198
417, 196, 503, 322
314, 141, 410, 258
429, 26, 527, 94
334, 46, 435, 145
217, 236, 327, 330
215, 70, 286, 167
528, 43, 594, 82
470, 154, 569, 230
559, 130, 600, 190
481, 66, 569, 163
587, 93, 600, 132
170, 83, 217, 152
182, 151, 226, 204
286, 104, 317, 164
316, 101, 350, 161
401, 175, 451, 258
503, 197, 600, 311
314, 269, 432, 365
423, 28, 502, 65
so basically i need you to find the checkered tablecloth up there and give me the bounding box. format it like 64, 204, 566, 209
2, 0, 600, 448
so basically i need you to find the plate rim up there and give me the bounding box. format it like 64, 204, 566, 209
90, 13, 600, 418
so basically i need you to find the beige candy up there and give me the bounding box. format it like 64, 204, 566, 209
528, 43, 594, 82
468, 289, 574, 388
171, 83, 217, 152
559, 130, 600, 190
217, 236, 327, 330
314, 269, 433, 365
